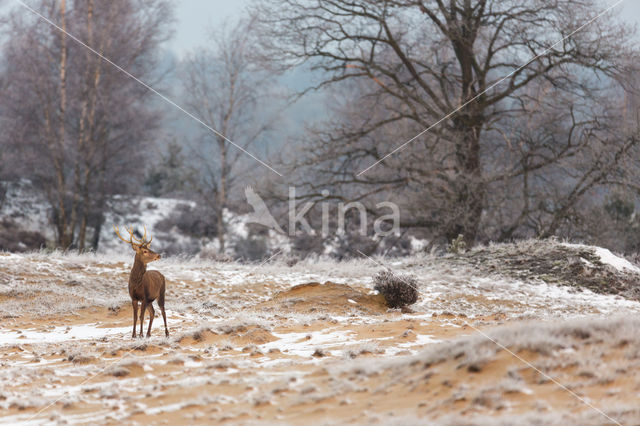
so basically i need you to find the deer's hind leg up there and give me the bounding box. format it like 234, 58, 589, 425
158, 289, 169, 337
146, 303, 155, 338
131, 299, 139, 339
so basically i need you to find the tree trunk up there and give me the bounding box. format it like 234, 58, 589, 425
77, 1, 97, 253
91, 165, 107, 252
445, 1, 485, 246
445, 116, 484, 245
77, 168, 92, 251
57, 0, 71, 249
91, 210, 104, 252
217, 138, 228, 253
217, 208, 225, 253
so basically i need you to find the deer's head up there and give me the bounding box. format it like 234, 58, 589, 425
114, 225, 161, 264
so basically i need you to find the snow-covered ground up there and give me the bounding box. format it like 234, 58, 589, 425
2, 241, 639, 321
1, 180, 428, 258
2, 234, 640, 423
0, 180, 200, 253
563, 242, 640, 274
0, 179, 51, 236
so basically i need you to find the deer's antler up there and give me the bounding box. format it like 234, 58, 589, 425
139, 225, 152, 246
114, 225, 153, 248
114, 225, 138, 249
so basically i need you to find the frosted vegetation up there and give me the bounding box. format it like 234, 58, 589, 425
1, 239, 639, 320
1, 239, 640, 424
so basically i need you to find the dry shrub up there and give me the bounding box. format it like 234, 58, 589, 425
373, 271, 419, 308
108, 367, 130, 377
0, 218, 46, 252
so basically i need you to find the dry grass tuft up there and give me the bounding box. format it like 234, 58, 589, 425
373, 271, 419, 308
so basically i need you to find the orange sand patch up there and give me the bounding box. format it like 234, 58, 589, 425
260, 281, 388, 315
2, 258, 639, 424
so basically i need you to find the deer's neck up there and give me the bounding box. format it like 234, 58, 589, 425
130, 256, 146, 288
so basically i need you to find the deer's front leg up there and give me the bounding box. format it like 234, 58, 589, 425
139, 300, 147, 338
131, 299, 139, 339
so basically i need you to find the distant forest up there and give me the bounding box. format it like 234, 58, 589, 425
1, 0, 640, 258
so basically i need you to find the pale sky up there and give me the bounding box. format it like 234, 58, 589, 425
168, 0, 640, 57
620, 0, 640, 20
1, 1, 638, 56
168, 0, 250, 57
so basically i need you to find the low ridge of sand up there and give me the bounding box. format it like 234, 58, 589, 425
2, 248, 640, 424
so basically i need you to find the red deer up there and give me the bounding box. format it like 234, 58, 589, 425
114, 225, 169, 338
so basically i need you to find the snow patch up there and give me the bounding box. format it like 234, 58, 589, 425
593, 246, 640, 274
563, 243, 640, 274
0, 324, 131, 345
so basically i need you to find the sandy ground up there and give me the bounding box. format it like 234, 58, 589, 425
1, 247, 640, 425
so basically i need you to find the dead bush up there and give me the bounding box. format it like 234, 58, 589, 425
373, 271, 419, 308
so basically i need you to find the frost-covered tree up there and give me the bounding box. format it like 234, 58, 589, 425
181, 18, 281, 253
254, 0, 640, 246
0, 0, 173, 249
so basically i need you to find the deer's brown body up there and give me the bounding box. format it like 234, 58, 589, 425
115, 225, 169, 338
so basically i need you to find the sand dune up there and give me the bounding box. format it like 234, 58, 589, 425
1, 241, 640, 424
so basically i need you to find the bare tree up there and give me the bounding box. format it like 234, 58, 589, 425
181, 18, 281, 253
0, 0, 173, 249
482, 81, 640, 241
254, 0, 639, 246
